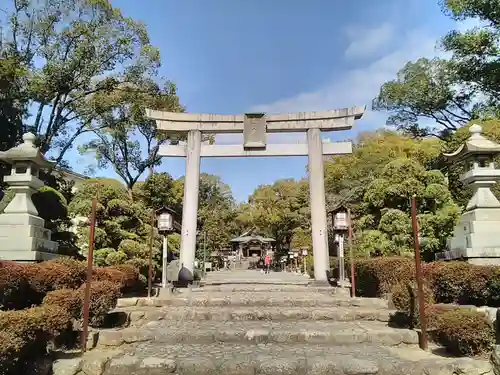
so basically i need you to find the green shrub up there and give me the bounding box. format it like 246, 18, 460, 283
355, 257, 414, 297
92, 265, 143, 293
52, 257, 87, 287
0, 261, 30, 310
106, 251, 128, 266
352, 257, 500, 307
0, 261, 45, 310
434, 309, 494, 357
43, 281, 120, 327
391, 281, 434, 328
43, 289, 82, 319
79, 281, 121, 327
424, 262, 472, 304
0, 305, 72, 374
108, 264, 143, 292
487, 269, 500, 307
38, 260, 83, 291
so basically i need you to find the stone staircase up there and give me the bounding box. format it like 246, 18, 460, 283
51, 270, 493, 375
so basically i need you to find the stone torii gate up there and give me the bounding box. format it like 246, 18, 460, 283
146, 107, 365, 282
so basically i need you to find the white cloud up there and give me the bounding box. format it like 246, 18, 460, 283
249, 28, 441, 135
344, 22, 394, 59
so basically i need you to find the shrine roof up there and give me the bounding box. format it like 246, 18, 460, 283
230, 234, 275, 243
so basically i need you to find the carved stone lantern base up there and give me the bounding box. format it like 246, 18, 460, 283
0, 212, 58, 262
438, 208, 500, 265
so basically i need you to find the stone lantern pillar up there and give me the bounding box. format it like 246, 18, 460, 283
0, 132, 58, 262
438, 124, 500, 264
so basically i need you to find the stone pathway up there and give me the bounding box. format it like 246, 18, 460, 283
51, 270, 493, 375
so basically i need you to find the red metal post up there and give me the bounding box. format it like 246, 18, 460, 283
147, 209, 155, 298
81, 198, 97, 352
411, 195, 428, 350
347, 209, 355, 297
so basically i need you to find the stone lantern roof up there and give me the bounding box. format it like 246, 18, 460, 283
0, 132, 52, 167
443, 124, 500, 163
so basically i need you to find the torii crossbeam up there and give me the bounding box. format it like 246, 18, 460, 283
147, 106, 365, 282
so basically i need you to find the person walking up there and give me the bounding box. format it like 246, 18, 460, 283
264, 254, 272, 274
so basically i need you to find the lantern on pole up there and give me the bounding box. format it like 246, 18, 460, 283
330, 204, 350, 288
301, 247, 309, 275
156, 207, 176, 289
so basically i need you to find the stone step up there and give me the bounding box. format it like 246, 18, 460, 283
51, 343, 492, 375
191, 285, 341, 292
115, 306, 393, 325
116, 294, 388, 309
202, 280, 310, 286
97, 320, 419, 348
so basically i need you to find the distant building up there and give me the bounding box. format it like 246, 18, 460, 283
52, 167, 89, 193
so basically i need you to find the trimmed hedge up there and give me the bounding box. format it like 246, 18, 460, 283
349, 256, 500, 357
391, 281, 434, 328
0, 258, 144, 312
0, 305, 72, 374
0, 258, 135, 375
43, 281, 120, 327
341, 256, 500, 307
433, 309, 495, 357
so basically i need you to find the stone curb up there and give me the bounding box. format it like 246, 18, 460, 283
120, 307, 392, 325
96, 326, 419, 347
116, 296, 389, 309
51, 351, 493, 375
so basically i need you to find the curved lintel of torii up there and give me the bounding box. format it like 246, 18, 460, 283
146, 106, 366, 133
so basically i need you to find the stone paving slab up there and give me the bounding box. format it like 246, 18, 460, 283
51, 343, 493, 375
96, 320, 419, 348
116, 294, 388, 309
116, 306, 393, 325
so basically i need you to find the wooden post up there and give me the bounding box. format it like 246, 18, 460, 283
148, 209, 155, 298
411, 195, 428, 350
347, 209, 355, 297
81, 198, 97, 352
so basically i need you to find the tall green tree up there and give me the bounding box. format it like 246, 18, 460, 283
133, 172, 183, 215
79, 78, 183, 197
373, 58, 476, 139
1, 0, 160, 166
243, 179, 309, 254
324, 131, 459, 260
0, 56, 27, 185
196, 174, 238, 257
441, 0, 500, 112
68, 178, 161, 273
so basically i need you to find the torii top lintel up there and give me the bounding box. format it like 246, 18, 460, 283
146, 106, 366, 134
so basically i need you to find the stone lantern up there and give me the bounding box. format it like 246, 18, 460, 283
330, 204, 351, 288
438, 124, 500, 264
0, 132, 58, 262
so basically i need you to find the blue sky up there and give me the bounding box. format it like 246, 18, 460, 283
66, 0, 466, 202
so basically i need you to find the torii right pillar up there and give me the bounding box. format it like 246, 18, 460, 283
307, 127, 330, 282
